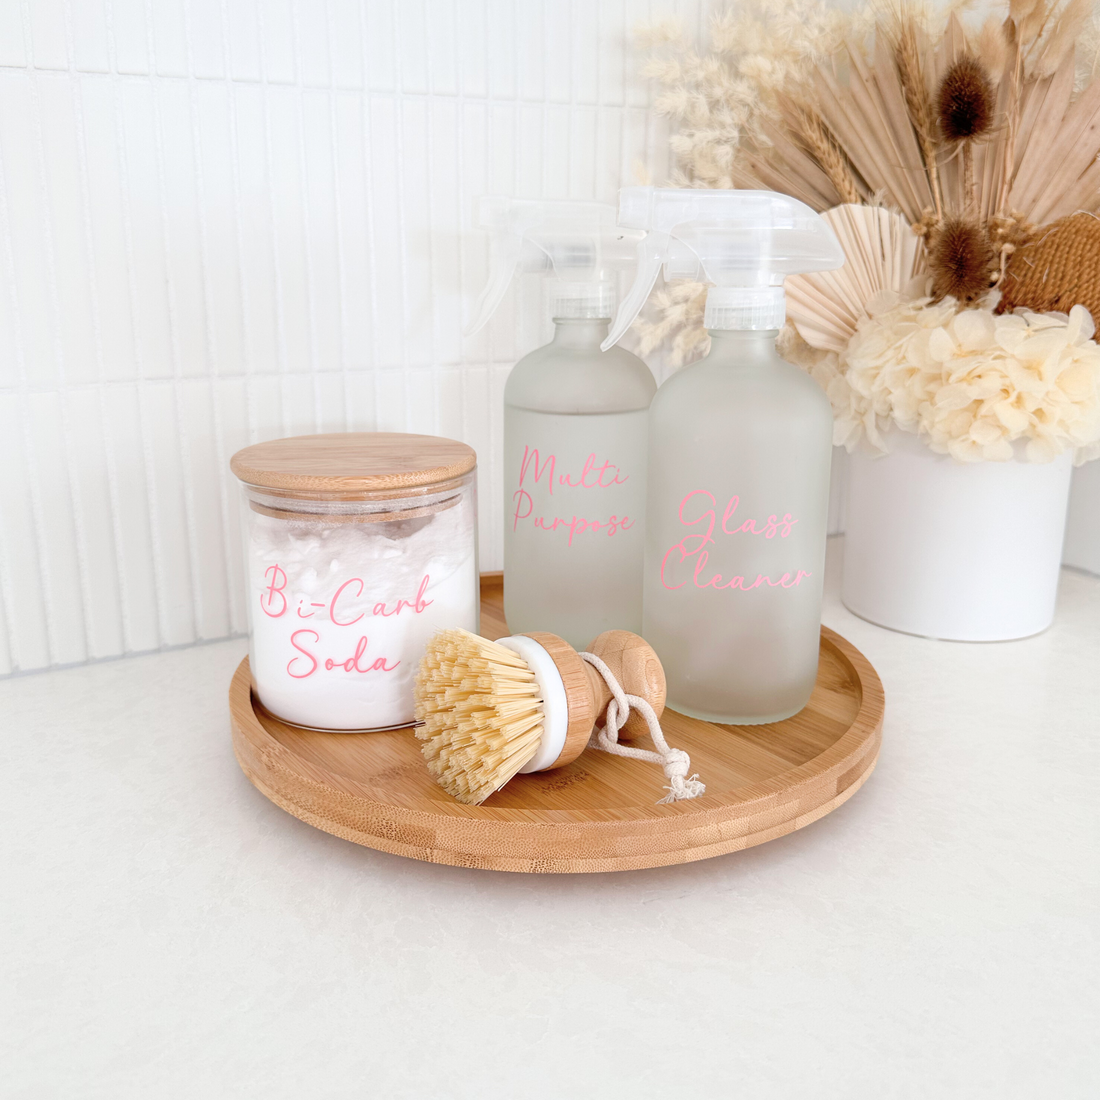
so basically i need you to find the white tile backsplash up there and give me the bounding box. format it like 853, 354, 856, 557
1, 0, 1097, 676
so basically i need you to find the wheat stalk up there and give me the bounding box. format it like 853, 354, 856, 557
786, 100, 864, 205
894, 18, 943, 217
636, 0, 1100, 355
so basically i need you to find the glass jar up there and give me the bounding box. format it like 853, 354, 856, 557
230, 432, 479, 731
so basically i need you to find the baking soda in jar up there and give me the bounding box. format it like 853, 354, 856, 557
230, 433, 479, 731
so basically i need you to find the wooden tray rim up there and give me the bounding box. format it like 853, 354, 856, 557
235, 760, 878, 872
230, 626, 883, 844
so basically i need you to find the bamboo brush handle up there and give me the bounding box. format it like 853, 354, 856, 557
520, 630, 667, 770
583, 630, 666, 740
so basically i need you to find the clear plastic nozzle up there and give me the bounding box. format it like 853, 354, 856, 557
465, 197, 643, 337
601, 187, 844, 349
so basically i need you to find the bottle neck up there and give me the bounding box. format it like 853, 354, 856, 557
704, 328, 781, 367
550, 317, 612, 349
704, 286, 785, 331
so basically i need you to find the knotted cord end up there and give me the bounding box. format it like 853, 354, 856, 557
579, 652, 705, 806
657, 774, 706, 804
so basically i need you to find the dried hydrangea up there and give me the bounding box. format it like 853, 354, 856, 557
813, 291, 1100, 464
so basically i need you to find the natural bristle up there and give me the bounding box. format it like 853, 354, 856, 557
414, 628, 544, 805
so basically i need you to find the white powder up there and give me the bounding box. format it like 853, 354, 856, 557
245, 495, 478, 730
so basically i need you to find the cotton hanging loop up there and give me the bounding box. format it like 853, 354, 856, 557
579, 650, 705, 805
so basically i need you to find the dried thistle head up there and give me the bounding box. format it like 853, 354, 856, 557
929, 217, 996, 304
936, 54, 995, 143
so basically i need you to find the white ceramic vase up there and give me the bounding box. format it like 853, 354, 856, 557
842, 430, 1074, 641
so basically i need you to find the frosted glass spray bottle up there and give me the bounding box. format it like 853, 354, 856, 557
468, 197, 656, 648
603, 188, 845, 723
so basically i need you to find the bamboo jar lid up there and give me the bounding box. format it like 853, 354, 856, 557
230, 433, 477, 500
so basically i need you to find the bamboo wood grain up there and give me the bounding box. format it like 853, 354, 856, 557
522, 628, 668, 766
519, 631, 598, 769
229, 575, 884, 873
230, 432, 476, 496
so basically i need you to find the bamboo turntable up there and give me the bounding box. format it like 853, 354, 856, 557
230, 575, 883, 873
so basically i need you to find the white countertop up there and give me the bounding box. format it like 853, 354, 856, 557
3, 539, 1097, 1099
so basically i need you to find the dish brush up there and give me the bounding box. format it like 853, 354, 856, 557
414, 628, 704, 806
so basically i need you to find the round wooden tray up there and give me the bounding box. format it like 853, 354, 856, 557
230, 575, 884, 873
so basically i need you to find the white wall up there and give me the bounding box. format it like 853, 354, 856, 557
1, 0, 1096, 676
0, 0, 709, 675
1065, 460, 1100, 575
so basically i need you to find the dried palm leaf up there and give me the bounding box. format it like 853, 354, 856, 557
639, 0, 1100, 364
1023, 77, 1100, 221
786, 204, 926, 351
1006, 51, 1077, 211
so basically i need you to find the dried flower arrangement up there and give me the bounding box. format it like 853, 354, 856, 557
637, 0, 1100, 463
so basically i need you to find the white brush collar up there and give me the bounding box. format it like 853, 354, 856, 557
495, 634, 569, 773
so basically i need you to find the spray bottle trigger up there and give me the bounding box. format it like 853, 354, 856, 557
664, 238, 704, 281
465, 231, 524, 337
600, 232, 669, 351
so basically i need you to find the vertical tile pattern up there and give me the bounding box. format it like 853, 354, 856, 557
0, 0, 705, 674
4, 0, 1096, 676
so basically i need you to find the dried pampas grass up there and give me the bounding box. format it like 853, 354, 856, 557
642, 1, 1100, 243
635, 1, 1100, 464
634, 279, 711, 367
637, 0, 873, 191
637, 1, 1100, 344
